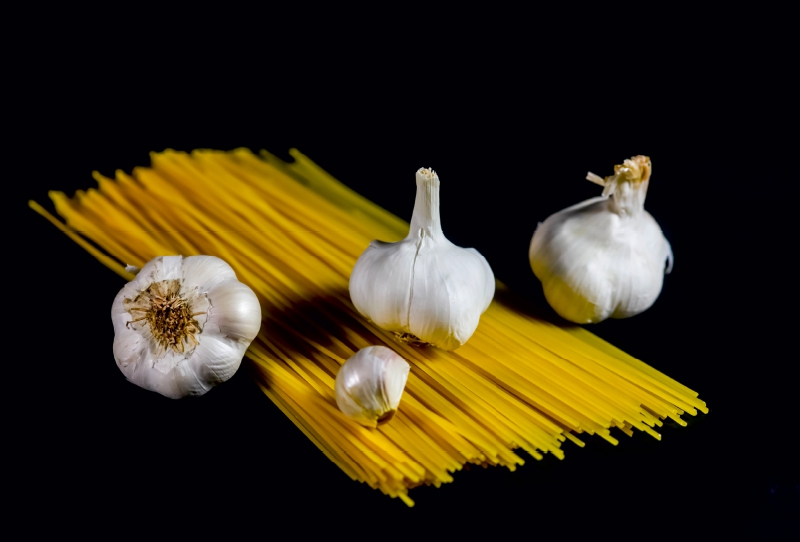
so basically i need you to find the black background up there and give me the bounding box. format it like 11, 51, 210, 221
16, 26, 795, 537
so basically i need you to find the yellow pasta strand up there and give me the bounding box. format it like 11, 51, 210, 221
30, 148, 706, 506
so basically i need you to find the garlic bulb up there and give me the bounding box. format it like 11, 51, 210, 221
334, 346, 410, 427
529, 155, 673, 324
111, 255, 262, 399
349, 168, 495, 350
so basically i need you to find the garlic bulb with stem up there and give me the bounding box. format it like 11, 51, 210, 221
349, 168, 495, 351
529, 155, 673, 324
112, 255, 262, 399
334, 346, 410, 428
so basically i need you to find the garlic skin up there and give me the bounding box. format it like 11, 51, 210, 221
111, 255, 262, 399
334, 346, 410, 427
529, 156, 673, 324
349, 168, 495, 351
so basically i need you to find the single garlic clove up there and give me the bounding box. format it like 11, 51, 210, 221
111, 255, 262, 399
334, 346, 410, 428
529, 156, 672, 324
349, 168, 495, 350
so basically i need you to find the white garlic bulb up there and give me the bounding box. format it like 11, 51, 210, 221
349, 168, 495, 351
111, 255, 262, 399
529, 155, 673, 324
334, 346, 410, 427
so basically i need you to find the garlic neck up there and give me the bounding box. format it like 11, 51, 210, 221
409, 168, 443, 237
586, 155, 652, 217
609, 179, 648, 217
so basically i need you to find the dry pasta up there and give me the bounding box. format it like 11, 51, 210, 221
30, 148, 707, 506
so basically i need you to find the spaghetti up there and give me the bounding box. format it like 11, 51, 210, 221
30, 148, 707, 506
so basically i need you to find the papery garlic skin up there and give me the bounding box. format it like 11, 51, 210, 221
111, 255, 262, 399
349, 168, 495, 351
529, 156, 673, 324
335, 346, 410, 427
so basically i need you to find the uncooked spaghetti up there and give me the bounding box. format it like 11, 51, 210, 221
30, 148, 707, 506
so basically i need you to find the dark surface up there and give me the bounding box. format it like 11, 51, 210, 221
18, 68, 794, 537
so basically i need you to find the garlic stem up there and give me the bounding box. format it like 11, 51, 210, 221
409, 168, 442, 237
586, 172, 606, 186
586, 155, 652, 217
606, 179, 647, 216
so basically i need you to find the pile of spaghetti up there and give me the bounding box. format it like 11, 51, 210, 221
30, 149, 707, 506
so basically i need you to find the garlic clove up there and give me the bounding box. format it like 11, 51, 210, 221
111, 317, 148, 368
407, 237, 495, 350
181, 253, 238, 291
334, 346, 410, 427
188, 333, 247, 388
349, 168, 495, 350
348, 239, 418, 336
466, 247, 497, 314
529, 156, 672, 324
111, 255, 262, 399
204, 279, 262, 342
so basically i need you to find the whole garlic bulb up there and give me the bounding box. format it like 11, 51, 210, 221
529, 155, 673, 324
111, 255, 262, 399
334, 346, 410, 427
349, 168, 495, 350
